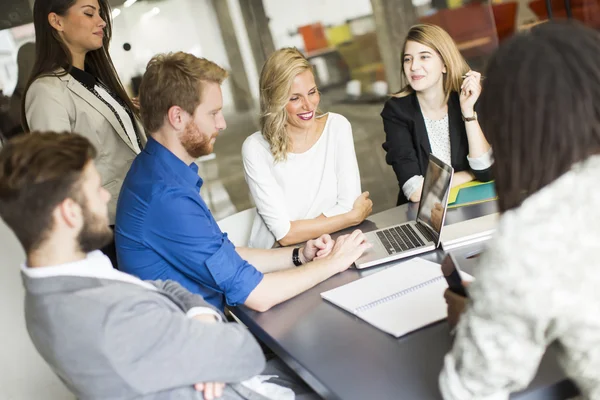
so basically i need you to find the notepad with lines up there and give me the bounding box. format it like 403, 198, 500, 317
321, 258, 471, 338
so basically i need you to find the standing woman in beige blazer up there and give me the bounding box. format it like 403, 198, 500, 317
22, 0, 146, 265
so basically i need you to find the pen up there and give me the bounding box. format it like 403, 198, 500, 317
462, 74, 485, 80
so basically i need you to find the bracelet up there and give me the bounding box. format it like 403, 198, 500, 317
292, 247, 303, 267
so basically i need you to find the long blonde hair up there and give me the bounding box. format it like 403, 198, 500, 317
394, 24, 469, 104
259, 47, 317, 162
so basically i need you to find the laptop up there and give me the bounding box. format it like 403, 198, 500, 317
355, 154, 454, 269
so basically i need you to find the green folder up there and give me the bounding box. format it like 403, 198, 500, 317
448, 181, 497, 208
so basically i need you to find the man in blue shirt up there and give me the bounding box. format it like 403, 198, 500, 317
115, 52, 370, 312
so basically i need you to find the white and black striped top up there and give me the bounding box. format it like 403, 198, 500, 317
69, 66, 142, 153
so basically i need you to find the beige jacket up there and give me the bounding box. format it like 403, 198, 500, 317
25, 72, 147, 224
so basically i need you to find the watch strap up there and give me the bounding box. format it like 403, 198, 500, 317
462, 111, 478, 122
292, 247, 302, 266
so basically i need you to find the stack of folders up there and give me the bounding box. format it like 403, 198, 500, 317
440, 213, 498, 251
448, 181, 497, 209
321, 258, 473, 338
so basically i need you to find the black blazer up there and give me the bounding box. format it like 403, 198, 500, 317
381, 91, 493, 205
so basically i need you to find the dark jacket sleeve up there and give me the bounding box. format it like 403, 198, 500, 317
472, 165, 493, 183
381, 98, 422, 201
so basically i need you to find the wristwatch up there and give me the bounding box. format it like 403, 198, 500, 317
462, 111, 478, 122
292, 247, 303, 266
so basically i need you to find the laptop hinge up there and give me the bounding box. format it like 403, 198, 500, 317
416, 221, 436, 243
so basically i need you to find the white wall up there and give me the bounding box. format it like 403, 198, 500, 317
109, 0, 235, 109
263, 0, 373, 50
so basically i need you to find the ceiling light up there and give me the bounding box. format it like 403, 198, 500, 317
123, 0, 138, 8
141, 7, 160, 20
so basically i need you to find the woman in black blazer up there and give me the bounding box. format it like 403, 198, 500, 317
382, 24, 493, 205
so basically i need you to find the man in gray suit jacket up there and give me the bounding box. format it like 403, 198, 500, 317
0, 133, 306, 399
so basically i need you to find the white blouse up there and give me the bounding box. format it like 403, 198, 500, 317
242, 113, 362, 249
424, 113, 452, 165
440, 155, 600, 399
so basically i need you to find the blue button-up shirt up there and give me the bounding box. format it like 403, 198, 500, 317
115, 137, 263, 311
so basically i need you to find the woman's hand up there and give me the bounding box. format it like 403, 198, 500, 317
409, 186, 423, 203
131, 97, 141, 111
350, 191, 373, 225
444, 284, 470, 329
459, 70, 482, 117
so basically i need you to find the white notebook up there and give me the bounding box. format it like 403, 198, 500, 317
321, 258, 472, 338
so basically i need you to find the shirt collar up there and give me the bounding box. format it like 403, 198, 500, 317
68, 65, 97, 88
145, 136, 203, 191
21, 250, 157, 291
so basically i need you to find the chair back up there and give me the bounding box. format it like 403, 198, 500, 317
0, 218, 74, 398
217, 208, 257, 247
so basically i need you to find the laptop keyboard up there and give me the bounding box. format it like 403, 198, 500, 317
376, 224, 426, 255
415, 222, 435, 243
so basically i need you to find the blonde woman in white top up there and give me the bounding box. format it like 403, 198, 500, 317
440, 22, 600, 399
243, 48, 372, 249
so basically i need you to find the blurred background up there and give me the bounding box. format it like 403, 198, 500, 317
1, 0, 598, 219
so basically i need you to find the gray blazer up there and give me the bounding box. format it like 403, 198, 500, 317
23, 274, 267, 399
25, 72, 148, 224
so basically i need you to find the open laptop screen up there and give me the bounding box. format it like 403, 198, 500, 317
416, 154, 453, 244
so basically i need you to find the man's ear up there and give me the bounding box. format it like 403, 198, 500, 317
167, 105, 188, 131
56, 198, 83, 229
48, 12, 65, 32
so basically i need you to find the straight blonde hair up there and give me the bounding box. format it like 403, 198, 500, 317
259, 47, 318, 162
394, 24, 470, 104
